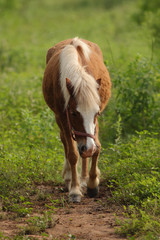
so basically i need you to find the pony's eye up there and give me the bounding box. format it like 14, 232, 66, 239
71, 111, 77, 117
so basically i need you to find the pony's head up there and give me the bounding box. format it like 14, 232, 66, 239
66, 77, 101, 157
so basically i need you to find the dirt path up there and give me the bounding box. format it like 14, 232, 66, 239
0, 183, 126, 240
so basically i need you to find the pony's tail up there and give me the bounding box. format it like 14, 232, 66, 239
70, 37, 91, 61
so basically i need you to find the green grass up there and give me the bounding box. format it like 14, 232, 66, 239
100, 130, 160, 239
0, 0, 160, 239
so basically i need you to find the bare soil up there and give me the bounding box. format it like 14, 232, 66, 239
0, 183, 126, 240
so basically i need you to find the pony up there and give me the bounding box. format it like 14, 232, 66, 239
43, 37, 111, 202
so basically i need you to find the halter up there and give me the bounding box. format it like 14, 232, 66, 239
66, 106, 96, 141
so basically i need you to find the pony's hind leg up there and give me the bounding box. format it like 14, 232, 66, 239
63, 158, 71, 191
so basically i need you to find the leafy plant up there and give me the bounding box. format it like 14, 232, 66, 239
19, 211, 55, 235
100, 130, 160, 238
1, 195, 33, 217
113, 55, 160, 133
116, 206, 160, 239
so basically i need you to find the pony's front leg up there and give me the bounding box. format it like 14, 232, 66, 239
87, 146, 101, 198
68, 147, 82, 202
57, 117, 82, 202
61, 131, 82, 202
60, 132, 72, 191
80, 158, 88, 189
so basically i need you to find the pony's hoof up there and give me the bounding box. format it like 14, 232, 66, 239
87, 187, 99, 197
69, 194, 81, 203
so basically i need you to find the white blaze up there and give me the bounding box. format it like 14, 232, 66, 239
77, 104, 99, 151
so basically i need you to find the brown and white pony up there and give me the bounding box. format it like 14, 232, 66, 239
43, 37, 111, 202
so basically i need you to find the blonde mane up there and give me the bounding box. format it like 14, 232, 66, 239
59, 37, 100, 111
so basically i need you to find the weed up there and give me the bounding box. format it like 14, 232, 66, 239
116, 205, 160, 239
1, 195, 33, 217
0, 231, 9, 239
19, 211, 55, 236
100, 131, 160, 238
113, 55, 160, 134
67, 234, 76, 240
36, 190, 49, 201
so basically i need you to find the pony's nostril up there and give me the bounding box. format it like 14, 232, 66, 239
78, 144, 87, 155
81, 145, 87, 153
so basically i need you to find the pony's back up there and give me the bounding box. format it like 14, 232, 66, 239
43, 38, 111, 114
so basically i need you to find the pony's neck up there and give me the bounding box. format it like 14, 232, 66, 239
59, 37, 100, 111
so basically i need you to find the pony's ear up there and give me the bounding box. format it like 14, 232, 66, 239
66, 78, 74, 97
97, 78, 101, 90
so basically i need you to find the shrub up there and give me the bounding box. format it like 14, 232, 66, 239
101, 130, 160, 204
100, 130, 160, 238
112, 55, 160, 134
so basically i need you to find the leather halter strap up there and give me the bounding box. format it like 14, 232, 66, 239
66, 106, 96, 141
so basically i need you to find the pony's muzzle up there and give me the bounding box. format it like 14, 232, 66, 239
78, 144, 87, 156
78, 143, 96, 158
